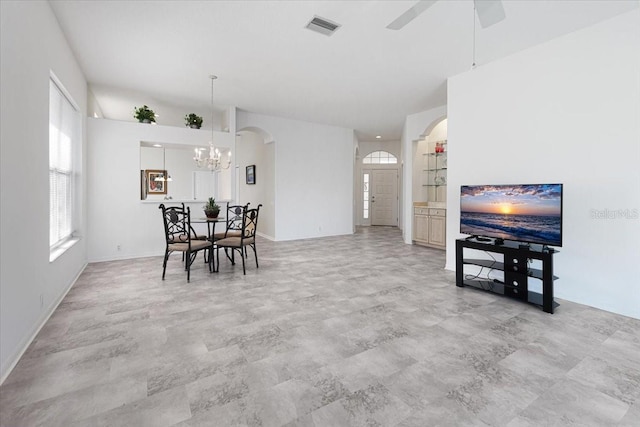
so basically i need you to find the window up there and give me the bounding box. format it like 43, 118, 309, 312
362, 151, 397, 164
363, 173, 369, 219
49, 78, 80, 252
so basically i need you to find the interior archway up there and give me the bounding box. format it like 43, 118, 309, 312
422, 115, 447, 137
237, 126, 275, 144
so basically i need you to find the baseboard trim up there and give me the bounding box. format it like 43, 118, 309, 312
0, 262, 88, 385
87, 251, 163, 263
256, 231, 275, 241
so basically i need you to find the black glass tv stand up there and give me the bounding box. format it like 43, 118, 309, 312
456, 238, 559, 314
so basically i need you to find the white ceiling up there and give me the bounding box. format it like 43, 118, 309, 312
49, 0, 637, 141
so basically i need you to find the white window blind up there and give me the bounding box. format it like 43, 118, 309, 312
49, 79, 79, 249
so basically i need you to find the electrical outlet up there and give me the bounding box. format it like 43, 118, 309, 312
39, 294, 43, 308
117, 245, 121, 251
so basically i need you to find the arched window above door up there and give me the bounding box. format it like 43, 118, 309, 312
362, 151, 397, 164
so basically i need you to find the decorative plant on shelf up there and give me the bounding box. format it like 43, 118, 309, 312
204, 197, 220, 218
133, 105, 156, 123
185, 113, 203, 129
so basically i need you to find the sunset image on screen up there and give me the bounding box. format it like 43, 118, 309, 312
460, 184, 563, 246
461, 184, 562, 217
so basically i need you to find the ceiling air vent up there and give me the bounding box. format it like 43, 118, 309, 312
305, 16, 341, 37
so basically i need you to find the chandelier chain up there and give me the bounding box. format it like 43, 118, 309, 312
193, 75, 231, 171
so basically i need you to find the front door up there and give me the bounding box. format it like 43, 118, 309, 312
371, 169, 398, 226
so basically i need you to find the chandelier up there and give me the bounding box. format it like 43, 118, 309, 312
193, 75, 231, 171
193, 142, 231, 171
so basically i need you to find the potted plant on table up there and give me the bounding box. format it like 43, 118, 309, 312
204, 197, 220, 219
185, 113, 203, 129
133, 105, 156, 123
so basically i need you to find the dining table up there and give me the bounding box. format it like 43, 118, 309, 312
192, 217, 226, 272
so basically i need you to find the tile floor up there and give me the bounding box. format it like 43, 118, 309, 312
0, 227, 638, 426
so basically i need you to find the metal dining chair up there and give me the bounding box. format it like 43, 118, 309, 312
159, 204, 213, 282
211, 202, 249, 242
215, 204, 261, 274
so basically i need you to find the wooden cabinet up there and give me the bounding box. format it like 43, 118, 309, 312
428, 210, 446, 246
413, 207, 446, 249
414, 208, 430, 243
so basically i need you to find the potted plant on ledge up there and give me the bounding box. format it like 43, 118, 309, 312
134, 105, 156, 123
185, 113, 203, 129
204, 197, 220, 219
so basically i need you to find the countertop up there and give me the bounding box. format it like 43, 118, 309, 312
413, 201, 446, 209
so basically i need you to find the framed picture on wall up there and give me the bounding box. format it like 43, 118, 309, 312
146, 169, 167, 194
246, 165, 256, 185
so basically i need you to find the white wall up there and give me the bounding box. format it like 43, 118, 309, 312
401, 105, 447, 243
238, 112, 354, 241
86, 118, 235, 261
358, 140, 402, 159
447, 9, 640, 319
0, 1, 88, 381
236, 131, 276, 239
356, 140, 401, 226
87, 87, 104, 118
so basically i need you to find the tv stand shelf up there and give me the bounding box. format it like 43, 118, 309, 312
456, 238, 559, 313
462, 259, 559, 282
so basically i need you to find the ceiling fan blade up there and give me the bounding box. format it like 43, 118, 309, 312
475, 0, 506, 29
386, 0, 439, 30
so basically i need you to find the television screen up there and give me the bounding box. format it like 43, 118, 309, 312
460, 184, 563, 246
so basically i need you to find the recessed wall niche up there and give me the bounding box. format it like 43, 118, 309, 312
139, 141, 232, 201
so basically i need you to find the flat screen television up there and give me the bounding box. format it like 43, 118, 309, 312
460, 184, 563, 247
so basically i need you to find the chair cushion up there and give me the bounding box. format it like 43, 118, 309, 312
213, 230, 242, 239
168, 240, 212, 252
216, 236, 254, 248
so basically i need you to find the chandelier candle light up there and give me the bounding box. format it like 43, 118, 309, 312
193, 75, 232, 171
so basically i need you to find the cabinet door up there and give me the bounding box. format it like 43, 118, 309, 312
415, 215, 429, 242
428, 215, 446, 246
